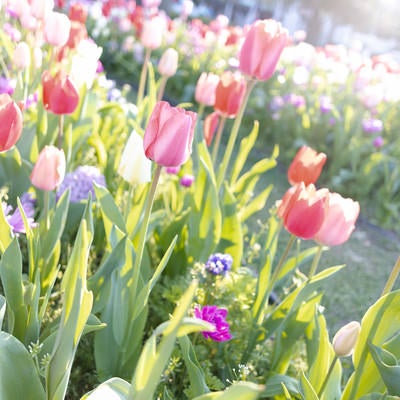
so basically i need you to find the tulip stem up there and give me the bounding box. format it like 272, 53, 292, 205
211, 116, 226, 165
381, 256, 400, 297
308, 244, 324, 278
57, 114, 64, 149
317, 355, 338, 398
156, 76, 168, 102
216, 79, 256, 190
124, 183, 136, 221
43, 191, 50, 230
137, 48, 152, 107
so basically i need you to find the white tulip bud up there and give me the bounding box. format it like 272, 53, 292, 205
118, 130, 152, 185
332, 321, 361, 357
158, 48, 178, 77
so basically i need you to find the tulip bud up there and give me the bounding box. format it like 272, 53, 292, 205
195, 72, 219, 107
140, 17, 164, 50
144, 101, 197, 167
203, 111, 219, 146
332, 321, 361, 357
30, 145, 66, 191
30, 0, 54, 20
118, 130, 152, 185
158, 48, 178, 77
13, 41, 31, 70
44, 11, 71, 47
0, 94, 23, 152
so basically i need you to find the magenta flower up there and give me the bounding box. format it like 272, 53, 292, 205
194, 305, 232, 342
180, 174, 194, 188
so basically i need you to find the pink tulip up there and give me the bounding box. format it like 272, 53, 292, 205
44, 11, 71, 47
277, 183, 328, 240
144, 101, 197, 167
0, 94, 23, 152
140, 17, 164, 50
13, 42, 31, 70
195, 72, 220, 107
314, 192, 359, 246
30, 0, 54, 20
30, 145, 66, 191
158, 48, 178, 77
239, 19, 289, 81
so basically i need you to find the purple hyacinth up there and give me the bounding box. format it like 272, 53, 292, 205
362, 118, 383, 134
56, 166, 106, 203
2, 192, 37, 234
180, 174, 194, 188
194, 305, 232, 342
205, 253, 233, 275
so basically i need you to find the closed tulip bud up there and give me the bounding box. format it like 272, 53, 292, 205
44, 11, 71, 47
214, 71, 246, 118
288, 145, 327, 186
158, 48, 178, 77
277, 183, 328, 240
203, 111, 219, 146
30, 145, 66, 191
140, 17, 164, 50
13, 41, 31, 69
195, 72, 219, 106
333, 321, 361, 357
144, 101, 197, 167
118, 130, 152, 184
314, 192, 360, 246
239, 19, 289, 81
30, 0, 54, 20
0, 94, 23, 152
42, 70, 79, 115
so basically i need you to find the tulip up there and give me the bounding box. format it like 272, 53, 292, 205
30, 0, 54, 20
143, 101, 197, 167
332, 321, 361, 357
180, 174, 194, 188
314, 192, 359, 247
118, 130, 152, 185
13, 41, 31, 70
277, 183, 328, 240
68, 2, 88, 23
140, 16, 164, 50
0, 94, 23, 152
30, 145, 66, 191
42, 70, 79, 115
287, 145, 327, 186
239, 19, 289, 81
158, 48, 178, 78
195, 72, 219, 107
214, 71, 246, 118
44, 11, 71, 47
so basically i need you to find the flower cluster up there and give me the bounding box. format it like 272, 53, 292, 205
194, 305, 232, 342
56, 165, 106, 203
205, 252, 233, 275
2, 192, 37, 234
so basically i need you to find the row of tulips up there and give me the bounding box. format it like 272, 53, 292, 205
0, 1, 399, 399
83, 0, 400, 229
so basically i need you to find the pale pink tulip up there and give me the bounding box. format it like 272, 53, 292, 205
44, 11, 71, 47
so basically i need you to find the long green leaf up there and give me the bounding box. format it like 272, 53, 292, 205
192, 381, 263, 400
81, 378, 130, 400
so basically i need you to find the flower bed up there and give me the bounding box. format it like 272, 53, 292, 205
0, 1, 399, 399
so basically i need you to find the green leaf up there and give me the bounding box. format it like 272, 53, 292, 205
192, 381, 263, 400
81, 377, 130, 400
0, 194, 13, 253
369, 343, 400, 395
300, 371, 319, 400
0, 331, 45, 399
46, 200, 94, 400
178, 335, 210, 397
358, 394, 400, 400
263, 374, 301, 397
342, 290, 400, 399
239, 184, 273, 222
0, 295, 6, 330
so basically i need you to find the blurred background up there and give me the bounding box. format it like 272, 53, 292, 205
163, 0, 400, 57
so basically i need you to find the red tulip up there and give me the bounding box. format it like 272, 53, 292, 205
203, 111, 219, 146
288, 145, 327, 185
42, 70, 79, 115
314, 192, 360, 246
30, 145, 66, 191
0, 94, 23, 152
69, 2, 88, 24
214, 71, 246, 118
143, 101, 197, 167
277, 183, 328, 240
239, 19, 288, 81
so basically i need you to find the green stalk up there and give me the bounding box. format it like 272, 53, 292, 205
211, 115, 226, 165
381, 256, 400, 297
156, 75, 168, 102
216, 79, 256, 190
308, 244, 324, 278
317, 355, 338, 398
57, 114, 64, 149
43, 190, 50, 230
124, 183, 136, 221
136, 48, 152, 107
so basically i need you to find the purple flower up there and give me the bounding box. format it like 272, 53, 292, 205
205, 253, 233, 275
180, 174, 194, 188
56, 166, 106, 203
362, 118, 383, 134
373, 136, 384, 148
269, 96, 284, 112
165, 166, 180, 175
2, 192, 37, 234
25, 92, 38, 109
284, 93, 306, 108
194, 305, 232, 342
319, 95, 333, 113
0, 76, 16, 95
